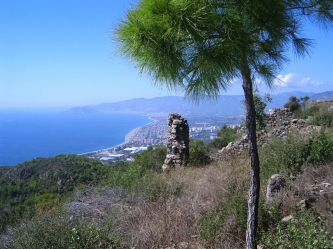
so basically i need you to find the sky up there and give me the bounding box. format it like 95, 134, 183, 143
0, 0, 332, 108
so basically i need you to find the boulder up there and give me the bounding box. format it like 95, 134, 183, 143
266, 174, 286, 206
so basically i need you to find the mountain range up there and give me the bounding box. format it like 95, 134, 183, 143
68, 90, 333, 116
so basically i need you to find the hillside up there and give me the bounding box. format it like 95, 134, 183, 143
1, 100, 333, 248
0, 155, 110, 232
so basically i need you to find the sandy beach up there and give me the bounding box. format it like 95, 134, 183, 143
79, 119, 156, 155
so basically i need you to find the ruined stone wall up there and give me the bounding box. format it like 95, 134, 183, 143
162, 113, 189, 172
265, 108, 294, 128
212, 108, 321, 161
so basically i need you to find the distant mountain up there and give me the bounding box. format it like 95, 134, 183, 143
311, 91, 333, 100
68, 90, 332, 116
69, 95, 246, 116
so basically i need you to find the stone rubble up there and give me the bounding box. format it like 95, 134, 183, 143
212, 108, 321, 160
162, 113, 190, 172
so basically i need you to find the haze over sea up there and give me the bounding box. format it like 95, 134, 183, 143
0, 110, 151, 166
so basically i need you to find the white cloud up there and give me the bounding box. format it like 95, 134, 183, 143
274, 73, 298, 87
274, 73, 324, 88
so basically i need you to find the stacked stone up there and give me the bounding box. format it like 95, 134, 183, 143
162, 113, 189, 172
265, 108, 294, 127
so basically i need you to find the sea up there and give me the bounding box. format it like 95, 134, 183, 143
0, 109, 151, 166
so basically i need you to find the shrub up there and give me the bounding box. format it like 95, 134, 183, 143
208, 124, 240, 149
259, 208, 332, 249
253, 90, 272, 130
188, 139, 210, 166
259, 135, 309, 180
284, 96, 301, 113
5, 211, 121, 249
307, 130, 333, 165
132, 146, 166, 173
297, 101, 333, 128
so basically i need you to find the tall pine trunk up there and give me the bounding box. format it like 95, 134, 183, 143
242, 66, 260, 249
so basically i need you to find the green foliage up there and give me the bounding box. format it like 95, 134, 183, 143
242, 90, 272, 131
208, 124, 239, 149
188, 139, 210, 166
297, 101, 333, 127
297, 104, 320, 119
0, 155, 109, 232
260, 129, 333, 180
115, 0, 333, 100
260, 208, 332, 249
284, 96, 301, 113
142, 175, 183, 201
198, 193, 248, 246
6, 211, 121, 249
307, 130, 333, 165
259, 136, 310, 180
300, 96, 310, 111
253, 91, 272, 130
116, 1, 333, 246
132, 146, 166, 173
103, 149, 183, 201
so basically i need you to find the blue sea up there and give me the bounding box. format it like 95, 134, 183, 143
0, 110, 151, 166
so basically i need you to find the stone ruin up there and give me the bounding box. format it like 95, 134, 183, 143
211, 108, 321, 161
265, 108, 294, 128
162, 113, 189, 172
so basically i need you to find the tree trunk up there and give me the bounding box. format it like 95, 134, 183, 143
242, 67, 260, 249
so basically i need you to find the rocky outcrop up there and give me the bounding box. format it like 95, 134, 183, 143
162, 114, 190, 172
212, 108, 321, 160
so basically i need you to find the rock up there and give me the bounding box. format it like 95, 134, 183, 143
320, 182, 331, 188
282, 215, 293, 222
297, 199, 309, 209
266, 174, 286, 206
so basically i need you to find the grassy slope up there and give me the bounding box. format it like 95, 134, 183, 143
2, 102, 333, 248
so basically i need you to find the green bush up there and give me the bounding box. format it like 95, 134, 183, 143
253, 91, 272, 130
260, 129, 333, 181
284, 96, 301, 113
208, 124, 240, 149
307, 130, 333, 165
259, 136, 309, 179
189, 139, 210, 166
6, 211, 121, 249
0, 155, 110, 232
132, 146, 166, 173
297, 102, 333, 128
260, 208, 332, 249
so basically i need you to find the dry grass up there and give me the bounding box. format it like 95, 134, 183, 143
113, 159, 249, 249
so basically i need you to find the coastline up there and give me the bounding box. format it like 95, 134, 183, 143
79, 117, 157, 156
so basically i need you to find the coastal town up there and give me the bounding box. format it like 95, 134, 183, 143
80, 115, 242, 163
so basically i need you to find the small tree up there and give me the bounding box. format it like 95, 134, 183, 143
254, 92, 272, 130
300, 96, 310, 111
189, 139, 210, 166
208, 124, 239, 149
284, 96, 301, 113
114, 1, 333, 247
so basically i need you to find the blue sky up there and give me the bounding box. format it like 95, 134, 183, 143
1, 0, 332, 108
